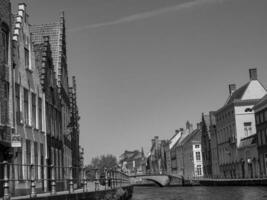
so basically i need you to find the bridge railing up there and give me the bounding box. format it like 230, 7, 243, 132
0, 161, 131, 199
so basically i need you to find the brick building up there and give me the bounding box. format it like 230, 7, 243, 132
0, 0, 13, 196
120, 149, 146, 175
0, 0, 13, 160
215, 68, 266, 178
30, 12, 73, 190
254, 94, 267, 176
176, 125, 203, 179
12, 3, 46, 194
201, 113, 212, 177
209, 111, 220, 177
69, 76, 81, 186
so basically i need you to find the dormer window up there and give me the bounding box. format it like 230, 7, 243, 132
245, 108, 252, 112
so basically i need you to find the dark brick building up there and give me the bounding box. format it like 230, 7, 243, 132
69, 76, 81, 186
30, 12, 73, 190
254, 94, 267, 176
201, 113, 212, 177
0, 0, 13, 160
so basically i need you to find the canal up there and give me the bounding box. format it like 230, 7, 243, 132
131, 186, 267, 200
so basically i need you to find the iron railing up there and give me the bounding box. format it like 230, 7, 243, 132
0, 161, 131, 199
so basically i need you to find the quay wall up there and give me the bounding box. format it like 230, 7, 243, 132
14, 186, 133, 200
199, 179, 267, 186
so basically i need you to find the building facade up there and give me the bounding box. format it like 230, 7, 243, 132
209, 111, 220, 177
119, 149, 146, 175
201, 113, 212, 177
69, 76, 81, 186
12, 3, 46, 194
181, 127, 203, 179
30, 12, 74, 190
0, 0, 13, 196
254, 94, 267, 176
0, 0, 13, 161
215, 68, 266, 178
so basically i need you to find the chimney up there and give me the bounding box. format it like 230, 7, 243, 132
175, 129, 179, 135
197, 123, 201, 130
249, 68, 257, 80
228, 84, 236, 95
151, 139, 155, 146
186, 121, 193, 133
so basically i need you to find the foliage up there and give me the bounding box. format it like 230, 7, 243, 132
85, 154, 118, 179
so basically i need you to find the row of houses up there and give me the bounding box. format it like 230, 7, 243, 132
147, 68, 267, 180
0, 1, 82, 195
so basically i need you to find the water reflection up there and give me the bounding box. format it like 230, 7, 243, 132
131, 186, 267, 200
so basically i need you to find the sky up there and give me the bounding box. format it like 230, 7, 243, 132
12, 0, 267, 164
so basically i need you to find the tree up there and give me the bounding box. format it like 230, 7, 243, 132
85, 154, 118, 180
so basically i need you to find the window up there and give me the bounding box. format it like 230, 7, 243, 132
40, 143, 44, 180
196, 152, 201, 161
245, 108, 252, 112
15, 84, 20, 124
256, 114, 260, 125
2, 26, 8, 64
258, 132, 262, 146
26, 140, 31, 179
244, 122, 252, 137
195, 145, 200, 149
265, 111, 267, 122
263, 130, 266, 145
24, 89, 29, 125
32, 93, 36, 128
38, 98, 42, 130
17, 141, 23, 180
260, 112, 265, 124
34, 142, 38, 179
196, 165, 202, 176
25, 48, 29, 69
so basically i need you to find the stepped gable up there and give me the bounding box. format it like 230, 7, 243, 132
30, 23, 61, 78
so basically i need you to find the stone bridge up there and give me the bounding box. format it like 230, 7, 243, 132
130, 174, 184, 187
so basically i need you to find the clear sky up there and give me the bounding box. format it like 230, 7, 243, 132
12, 0, 267, 164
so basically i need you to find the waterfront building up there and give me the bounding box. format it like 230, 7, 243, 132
201, 113, 212, 177
31, 11, 81, 189
12, 3, 47, 194
175, 122, 192, 177
69, 76, 81, 187
238, 134, 259, 178
167, 129, 183, 175
253, 94, 267, 176
179, 125, 203, 179
147, 136, 164, 174
215, 68, 266, 178
0, 0, 13, 161
119, 149, 146, 175
209, 111, 220, 177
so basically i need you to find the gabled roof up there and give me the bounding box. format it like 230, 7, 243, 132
30, 23, 61, 80
225, 83, 249, 105
169, 131, 182, 149
176, 128, 201, 147
253, 94, 267, 111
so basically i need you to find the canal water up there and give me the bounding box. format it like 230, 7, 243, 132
131, 186, 267, 200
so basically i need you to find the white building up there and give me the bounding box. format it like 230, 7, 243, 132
215, 68, 266, 178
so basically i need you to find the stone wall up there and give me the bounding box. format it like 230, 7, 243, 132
14, 186, 133, 200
